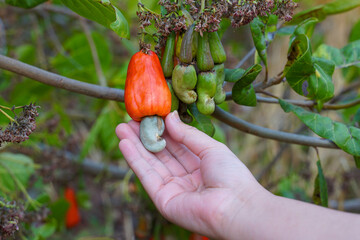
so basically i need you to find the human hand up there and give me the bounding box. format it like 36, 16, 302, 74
116, 111, 266, 239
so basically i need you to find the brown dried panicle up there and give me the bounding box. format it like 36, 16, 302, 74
0, 199, 49, 239
230, 0, 297, 28
0, 200, 24, 238
194, 0, 229, 34
159, 0, 179, 13
0, 103, 40, 147
273, 0, 298, 22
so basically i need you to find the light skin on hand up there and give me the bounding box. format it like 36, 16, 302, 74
116, 111, 262, 238
116, 111, 360, 240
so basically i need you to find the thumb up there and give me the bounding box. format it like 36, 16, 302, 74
165, 111, 223, 156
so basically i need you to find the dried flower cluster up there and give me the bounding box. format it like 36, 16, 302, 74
0, 103, 40, 147
0, 199, 49, 239
137, 0, 297, 50
0, 200, 23, 239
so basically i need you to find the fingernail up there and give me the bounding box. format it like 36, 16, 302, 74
172, 110, 181, 122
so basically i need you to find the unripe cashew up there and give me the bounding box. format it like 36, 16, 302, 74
140, 116, 166, 153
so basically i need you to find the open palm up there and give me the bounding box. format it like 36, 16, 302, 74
116, 111, 261, 238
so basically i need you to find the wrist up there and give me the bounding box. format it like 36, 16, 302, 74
219, 183, 275, 240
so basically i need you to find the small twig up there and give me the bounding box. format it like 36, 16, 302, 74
330, 198, 360, 212
80, 19, 107, 87
336, 61, 360, 69
29, 14, 48, 70
256, 125, 307, 181
200, 0, 206, 13
0, 17, 6, 55
254, 71, 284, 91
257, 96, 360, 110
32, 4, 78, 17
234, 47, 256, 69
256, 144, 288, 181
0, 161, 39, 210
257, 90, 279, 99
0, 108, 16, 123
330, 80, 360, 103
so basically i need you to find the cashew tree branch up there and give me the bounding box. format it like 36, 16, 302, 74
0, 54, 339, 149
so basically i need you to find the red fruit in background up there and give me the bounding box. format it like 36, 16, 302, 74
189, 233, 210, 240
64, 187, 81, 228
124, 50, 171, 122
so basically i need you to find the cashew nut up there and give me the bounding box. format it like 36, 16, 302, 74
140, 116, 166, 153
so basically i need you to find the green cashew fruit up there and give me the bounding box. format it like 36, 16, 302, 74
176, 33, 184, 58
196, 71, 217, 115
196, 32, 214, 71
167, 81, 180, 111
179, 24, 198, 64
172, 64, 198, 104
213, 63, 226, 104
161, 32, 176, 78
209, 31, 226, 64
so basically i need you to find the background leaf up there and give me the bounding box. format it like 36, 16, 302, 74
5, 0, 46, 8
224, 68, 246, 83
232, 84, 257, 107
188, 104, 215, 137
312, 160, 328, 207
0, 153, 34, 194
290, 0, 360, 24
284, 34, 315, 96
280, 100, 360, 157
307, 57, 335, 101
349, 19, 360, 42
250, 17, 267, 67
60, 0, 130, 39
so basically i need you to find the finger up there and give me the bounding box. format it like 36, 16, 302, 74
119, 139, 164, 199
116, 123, 172, 180
154, 148, 188, 177
165, 111, 226, 158
163, 131, 200, 174
127, 121, 188, 177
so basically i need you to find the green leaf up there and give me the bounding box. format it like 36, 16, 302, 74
5, 0, 46, 8
60, 0, 130, 39
280, 100, 360, 157
226, 64, 261, 86
232, 84, 257, 107
78, 109, 107, 161
51, 32, 112, 83
218, 18, 231, 39
32, 218, 57, 239
307, 57, 335, 101
354, 156, 360, 168
313, 160, 328, 207
0, 153, 34, 193
292, 17, 319, 40
188, 104, 215, 137
313, 40, 360, 82
313, 44, 344, 66
284, 34, 315, 96
224, 68, 246, 83
49, 199, 70, 226
290, 0, 360, 25
349, 19, 360, 42
265, 14, 278, 34
277, 26, 296, 36
250, 17, 267, 67
341, 40, 360, 67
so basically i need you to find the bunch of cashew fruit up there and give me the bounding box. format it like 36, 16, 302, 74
124, 21, 226, 153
